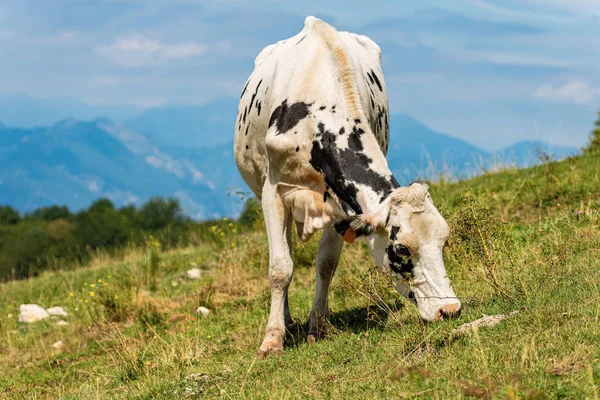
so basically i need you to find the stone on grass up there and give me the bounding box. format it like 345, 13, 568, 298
452, 311, 518, 335
196, 306, 210, 317
18, 304, 50, 323
57, 320, 69, 326
187, 268, 201, 280
52, 340, 65, 351
47, 306, 68, 317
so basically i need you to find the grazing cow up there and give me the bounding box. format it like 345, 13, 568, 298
234, 16, 460, 357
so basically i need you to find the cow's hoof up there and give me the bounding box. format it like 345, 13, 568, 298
257, 340, 283, 359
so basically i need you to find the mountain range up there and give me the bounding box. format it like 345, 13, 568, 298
0, 96, 578, 219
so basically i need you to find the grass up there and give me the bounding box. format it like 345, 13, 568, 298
1, 153, 600, 399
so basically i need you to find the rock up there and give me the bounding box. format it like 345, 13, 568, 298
47, 306, 68, 317
52, 340, 65, 350
57, 320, 69, 326
18, 304, 50, 323
196, 306, 210, 316
452, 311, 518, 335
187, 268, 201, 280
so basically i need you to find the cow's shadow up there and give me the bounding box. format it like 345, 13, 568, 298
285, 300, 406, 349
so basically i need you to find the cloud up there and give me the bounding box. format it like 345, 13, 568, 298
482, 51, 570, 68
533, 79, 600, 105
95, 34, 207, 67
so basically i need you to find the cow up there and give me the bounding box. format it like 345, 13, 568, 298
234, 16, 460, 357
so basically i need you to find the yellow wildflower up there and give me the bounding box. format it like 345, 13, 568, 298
89, 291, 96, 297
69, 292, 74, 297
90, 283, 95, 288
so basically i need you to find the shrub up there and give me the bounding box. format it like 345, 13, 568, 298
0, 206, 20, 225
583, 111, 600, 154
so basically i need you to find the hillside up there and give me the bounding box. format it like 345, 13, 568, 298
1, 152, 598, 398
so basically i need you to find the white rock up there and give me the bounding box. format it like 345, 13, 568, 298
47, 306, 68, 317
452, 311, 518, 335
52, 340, 65, 350
196, 306, 210, 316
187, 268, 201, 280
57, 320, 69, 326
18, 304, 50, 323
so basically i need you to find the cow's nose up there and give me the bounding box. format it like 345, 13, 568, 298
438, 303, 461, 320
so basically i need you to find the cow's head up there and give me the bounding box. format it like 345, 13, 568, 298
334, 183, 460, 321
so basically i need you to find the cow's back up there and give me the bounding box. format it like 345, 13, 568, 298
234, 16, 389, 200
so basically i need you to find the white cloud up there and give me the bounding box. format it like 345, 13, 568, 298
533, 79, 600, 105
483, 52, 570, 68
96, 34, 207, 67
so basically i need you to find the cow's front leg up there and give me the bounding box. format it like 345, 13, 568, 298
258, 182, 294, 358
308, 225, 343, 343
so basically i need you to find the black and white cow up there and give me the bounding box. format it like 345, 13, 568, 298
234, 16, 460, 357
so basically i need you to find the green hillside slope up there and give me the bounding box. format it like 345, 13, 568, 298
1, 153, 599, 399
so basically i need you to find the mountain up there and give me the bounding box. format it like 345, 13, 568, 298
0, 94, 141, 128
493, 140, 579, 167
387, 114, 489, 183
0, 119, 246, 219
124, 98, 238, 149
0, 109, 579, 219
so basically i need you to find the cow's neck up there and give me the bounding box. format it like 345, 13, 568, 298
310, 119, 399, 217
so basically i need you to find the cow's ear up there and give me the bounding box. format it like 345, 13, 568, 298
334, 216, 376, 244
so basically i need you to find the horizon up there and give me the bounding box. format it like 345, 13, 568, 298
0, 1, 599, 151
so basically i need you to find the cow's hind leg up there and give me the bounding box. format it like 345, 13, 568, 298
258, 181, 294, 358
308, 225, 343, 343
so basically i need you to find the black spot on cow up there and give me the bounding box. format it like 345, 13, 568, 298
390, 226, 400, 240
323, 190, 330, 202
269, 100, 311, 134
367, 72, 375, 86
339, 127, 345, 135
319, 105, 326, 111
348, 126, 365, 152
243, 106, 248, 124
257, 101, 262, 116
245, 124, 250, 136
370, 70, 383, 91
331, 105, 336, 114
248, 80, 263, 114
386, 244, 414, 277
309, 123, 399, 215
245, 145, 249, 150
370, 97, 375, 109
354, 119, 361, 124
240, 80, 250, 98
295, 146, 299, 152
296, 34, 307, 45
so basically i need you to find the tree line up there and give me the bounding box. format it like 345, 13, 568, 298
0, 196, 261, 281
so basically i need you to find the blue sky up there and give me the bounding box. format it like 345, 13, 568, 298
0, 0, 599, 150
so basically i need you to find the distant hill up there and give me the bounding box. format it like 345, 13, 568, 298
0, 119, 246, 219
124, 98, 239, 149
0, 94, 140, 128
0, 106, 578, 219
387, 115, 579, 183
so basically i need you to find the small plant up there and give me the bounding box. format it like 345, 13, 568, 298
583, 111, 600, 154
145, 235, 161, 291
